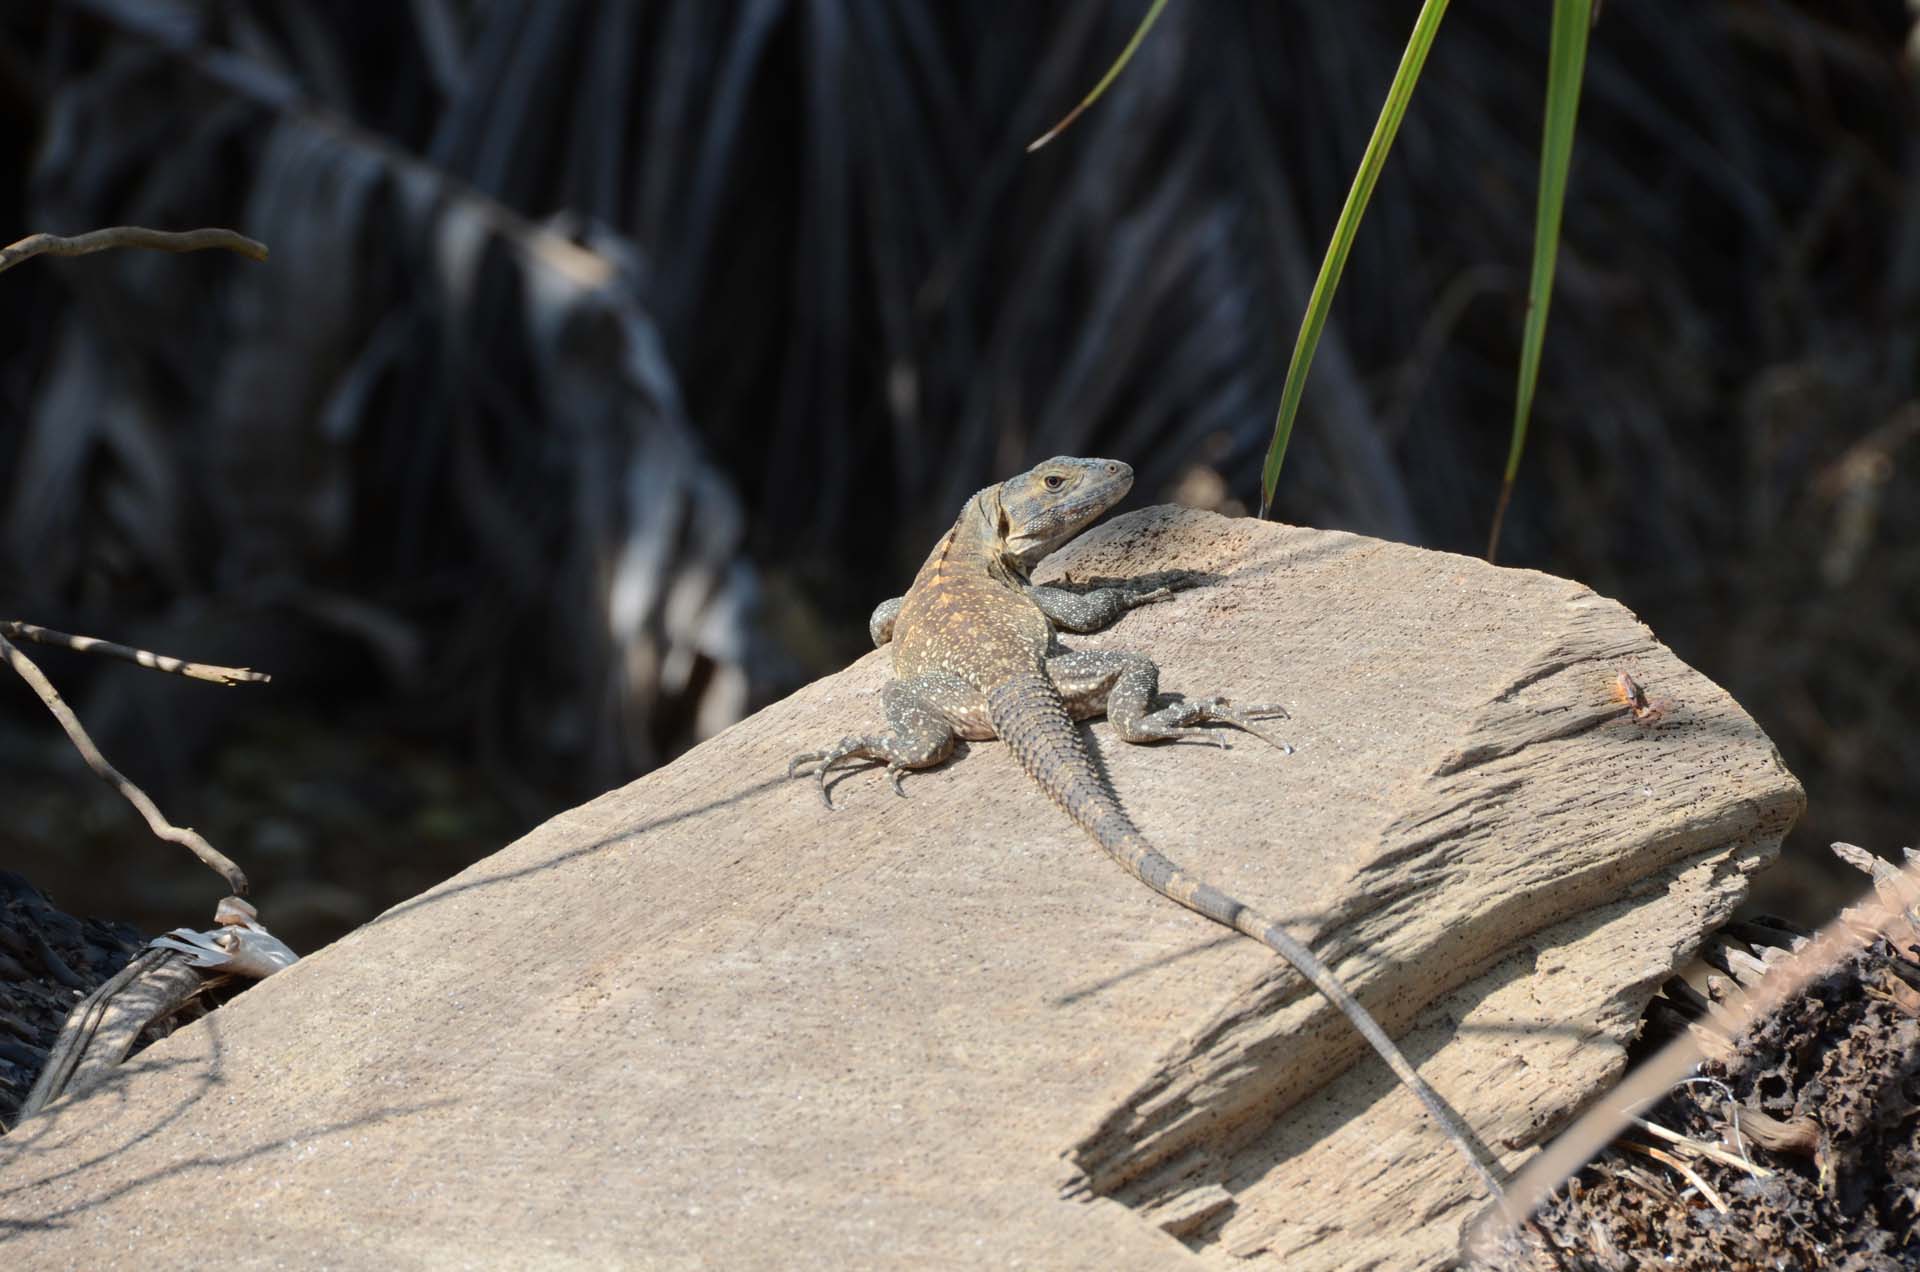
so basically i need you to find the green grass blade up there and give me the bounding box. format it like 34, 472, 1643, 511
1487, 0, 1593, 561
1258, 0, 1450, 519
1027, 0, 1171, 152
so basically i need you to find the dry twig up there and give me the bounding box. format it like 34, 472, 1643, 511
0, 223, 266, 896
0, 225, 267, 275
1621, 1141, 1730, 1215
1627, 1115, 1773, 1179
0, 620, 270, 685
0, 631, 248, 894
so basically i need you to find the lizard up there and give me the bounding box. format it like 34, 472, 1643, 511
787, 456, 1504, 1200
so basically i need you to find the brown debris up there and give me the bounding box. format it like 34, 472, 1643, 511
1478, 846, 1920, 1269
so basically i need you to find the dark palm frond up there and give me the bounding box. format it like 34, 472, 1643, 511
0, 0, 1914, 901
13, 0, 757, 800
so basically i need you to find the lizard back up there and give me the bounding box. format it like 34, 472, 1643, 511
894, 497, 1053, 688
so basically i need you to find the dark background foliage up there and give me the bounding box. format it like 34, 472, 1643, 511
0, 0, 1913, 950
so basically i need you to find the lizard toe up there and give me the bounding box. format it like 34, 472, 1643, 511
1227, 717, 1294, 753
1244, 728, 1294, 754
1239, 724, 1294, 753
1182, 698, 1293, 752
1150, 725, 1231, 747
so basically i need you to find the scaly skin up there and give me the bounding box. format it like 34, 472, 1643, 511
789, 456, 1503, 1200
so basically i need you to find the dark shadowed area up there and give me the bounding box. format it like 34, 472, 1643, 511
0, 0, 1913, 956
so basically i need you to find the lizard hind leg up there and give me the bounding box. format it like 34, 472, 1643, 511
1047, 649, 1294, 754
785, 678, 959, 808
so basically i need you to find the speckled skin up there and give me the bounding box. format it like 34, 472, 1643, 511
790, 457, 1502, 1199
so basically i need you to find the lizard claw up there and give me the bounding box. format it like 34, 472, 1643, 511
786, 749, 842, 807
815, 745, 856, 809
1213, 703, 1294, 754
791, 737, 895, 809
1164, 698, 1294, 754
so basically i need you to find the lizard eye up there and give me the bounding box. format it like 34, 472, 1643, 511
1043, 474, 1065, 490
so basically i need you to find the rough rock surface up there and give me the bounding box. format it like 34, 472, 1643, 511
0, 507, 1803, 1269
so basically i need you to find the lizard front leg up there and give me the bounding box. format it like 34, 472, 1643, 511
787, 674, 964, 806
879, 576, 1205, 649
868, 597, 904, 648
1027, 573, 1197, 634
873, 575, 1197, 646
1045, 649, 1293, 752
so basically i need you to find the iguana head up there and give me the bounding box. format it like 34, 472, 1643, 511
985, 456, 1134, 571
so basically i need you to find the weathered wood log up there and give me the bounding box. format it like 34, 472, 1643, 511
0, 508, 1802, 1269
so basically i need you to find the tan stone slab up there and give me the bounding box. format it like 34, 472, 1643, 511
0, 507, 1802, 1270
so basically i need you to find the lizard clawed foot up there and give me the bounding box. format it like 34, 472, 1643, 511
1121, 697, 1294, 754
789, 737, 919, 808
1124, 570, 1208, 611
1195, 698, 1294, 754
787, 740, 864, 809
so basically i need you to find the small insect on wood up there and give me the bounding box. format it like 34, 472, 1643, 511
1613, 670, 1674, 727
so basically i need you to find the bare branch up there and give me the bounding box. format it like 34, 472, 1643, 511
0, 222, 266, 901
0, 226, 268, 276
0, 620, 270, 685
0, 631, 248, 895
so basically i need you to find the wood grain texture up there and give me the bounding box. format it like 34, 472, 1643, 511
0, 507, 1801, 1270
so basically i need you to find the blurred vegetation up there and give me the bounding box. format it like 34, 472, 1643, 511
0, 0, 1913, 948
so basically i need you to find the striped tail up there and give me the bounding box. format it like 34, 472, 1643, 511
986, 670, 1505, 1200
